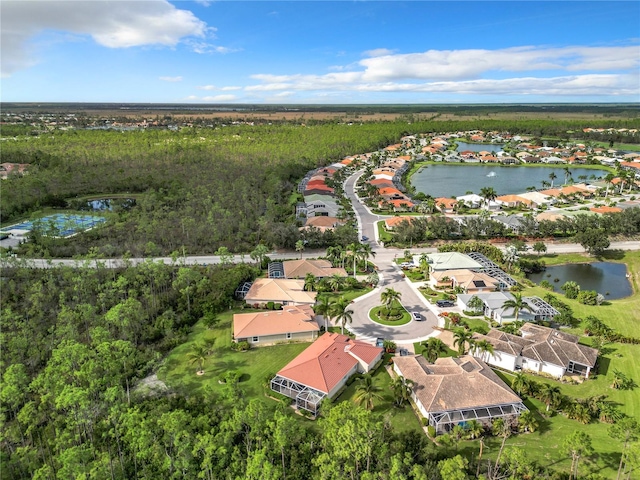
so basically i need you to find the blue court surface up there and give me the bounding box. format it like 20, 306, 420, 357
2, 214, 106, 237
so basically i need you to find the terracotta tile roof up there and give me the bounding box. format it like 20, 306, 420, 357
233, 306, 319, 338
435, 197, 457, 210
496, 194, 532, 205
277, 333, 383, 394
379, 198, 415, 209
621, 161, 640, 170
384, 216, 415, 228
378, 187, 403, 196
393, 355, 522, 413
245, 278, 317, 305
282, 259, 347, 278
590, 206, 623, 214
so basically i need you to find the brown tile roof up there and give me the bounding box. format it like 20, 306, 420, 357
303, 216, 342, 229
233, 306, 319, 338
370, 179, 395, 187
432, 269, 498, 291
519, 323, 598, 368
245, 278, 317, 305
394, 355, 522, 413
277, 333, 383, 394
282, 259, 347, 279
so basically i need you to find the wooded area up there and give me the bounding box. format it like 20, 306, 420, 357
2, 116, 639, 257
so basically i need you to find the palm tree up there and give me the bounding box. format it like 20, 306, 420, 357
541, 180, 551, 189
390, 375, 415, 407
295, 239, 305, 259
563, 166, 572, 185
472, 339, 495, 362
453, 328, 473, 355
304, 273, 317, 292
187, 343, 207, 374
380, 287, 402, 314
518, 410, 539, 433
511, 372, 531, 396
479, 186, 497, 210
347, 242, 363, 278
327, 274, 343, 293
465, 419, 484, 440
358, 243, 376, 273
421, 337, 449, 363
354, 374, 383, 410
325, 245, 345, 268
331, 296, 353, 335
549, 171, 557, 188
501, 293, 531, 324
313, 296, 332, 331
538, 383, 562, 411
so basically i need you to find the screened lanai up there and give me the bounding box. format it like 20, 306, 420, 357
270, 375, 326, 415
428, 402, 527, 434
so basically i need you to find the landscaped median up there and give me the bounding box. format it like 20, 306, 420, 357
369, 301, 412, 326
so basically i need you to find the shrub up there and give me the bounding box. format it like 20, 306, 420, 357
231, 340, 250, 352
266, 301, 275, 310
539, 280, 554, 290
273, 303, 282, 310
577, 290, 598, 305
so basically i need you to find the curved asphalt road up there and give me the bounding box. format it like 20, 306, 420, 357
342, 171, 441, 345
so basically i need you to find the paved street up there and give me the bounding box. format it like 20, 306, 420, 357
2, 168, 638, 347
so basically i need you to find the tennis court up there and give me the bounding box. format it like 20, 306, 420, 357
2, 214, 106, 237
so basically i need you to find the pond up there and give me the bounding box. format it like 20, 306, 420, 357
84, 198, 136, 211
528, 262, 632, 299
410, 165, 607, 198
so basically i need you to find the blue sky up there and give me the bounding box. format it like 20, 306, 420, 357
2, 1, 639, 103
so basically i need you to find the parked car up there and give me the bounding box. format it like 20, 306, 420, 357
436, 300, 455, 308
361, 236, 369, 241
411, 312, 423, 321
375, 338, 384, 348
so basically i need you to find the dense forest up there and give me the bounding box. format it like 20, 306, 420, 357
2, 116, 640, 257
1, 261, 629, 479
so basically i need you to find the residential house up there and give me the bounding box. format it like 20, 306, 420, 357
271, 333, 383, 414
393, 355, 526, 434
491, 215, 525, 233
301, 216, 343, 232
244, 278, 317, 307
472, 323, 598, 379
282, 259, 347, 279
233, 305, 319, 346
457, 293, 559, 324
429, 269, 499, 293
415, 252, 483, 272
384, 216, 415, 230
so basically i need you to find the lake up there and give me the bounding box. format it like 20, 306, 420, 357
528, 262, 632, 299
410, 165, 607, 198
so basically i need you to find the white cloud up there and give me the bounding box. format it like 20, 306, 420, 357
197, 85, 242, 91
243, 45, 639, 98
159, 76, 183, 82
363, 48, 396, 57
1, 0, 208, 77
202, 95, 237, 102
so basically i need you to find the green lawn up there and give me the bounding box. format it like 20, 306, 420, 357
158, 311, 310, 401
331, 359, 424, 434
376, 220, 393, 243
